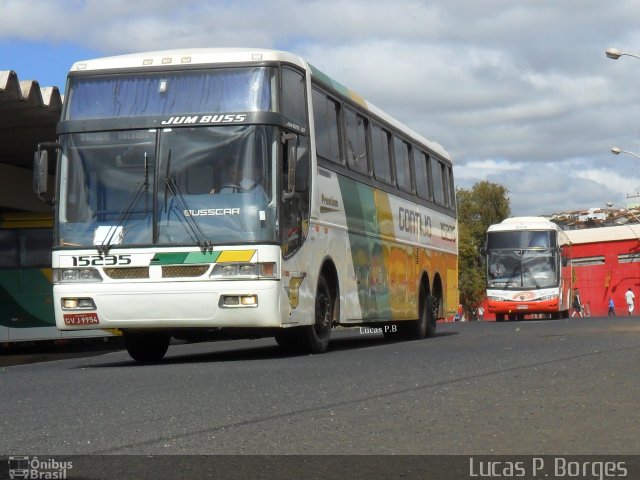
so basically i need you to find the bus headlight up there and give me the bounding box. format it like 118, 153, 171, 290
210, 262, 277, 280
488, 295, 506, 302
537, 294, 559, 301
54, 268, 103, 283
62, 297, 97, 310
219, 294, 258, 308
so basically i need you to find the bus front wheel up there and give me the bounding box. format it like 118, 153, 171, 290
303, 275, 332, 353
123, 330, 170, 363
276, 275, 332, 354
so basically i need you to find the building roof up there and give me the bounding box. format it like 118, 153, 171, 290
0, 70, 62, 213
565, 224, 640, 245
0, 70, 62, 169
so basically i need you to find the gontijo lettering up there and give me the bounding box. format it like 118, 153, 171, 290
398, 207, 432, 237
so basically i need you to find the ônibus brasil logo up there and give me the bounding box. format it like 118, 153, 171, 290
8, 456, 73, 479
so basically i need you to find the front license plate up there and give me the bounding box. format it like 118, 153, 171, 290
63, 313, 100, 326
516, 305, 529, 310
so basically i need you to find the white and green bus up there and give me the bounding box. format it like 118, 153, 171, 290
34, 48, 458, 362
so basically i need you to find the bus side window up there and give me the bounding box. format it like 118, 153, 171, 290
394, 137, 412, 193
344, 106, 368, 174
414, 151, 431, 200
20, 229, 53, 268
312, 88, 341, 164
431, 158, 446, 206
371, 124, 392, 184
446, 165, 456, 211
281, 67, 308, 129
0, 231, 19, 268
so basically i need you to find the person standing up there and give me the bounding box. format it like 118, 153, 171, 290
607, 297, 616, 317
454, 304, 463, 321
625, 288, 635, 316
571, 288, 583, 318
477, 305, 484, 322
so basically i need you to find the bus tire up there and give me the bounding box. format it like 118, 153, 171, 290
303, 275, 332, 353
426, 294, 437, 338
274, 328, 301, 352
408, 288, 435, 340
496, 314, 505, 322
276, 275, 333, 354
123, 330, 170, 363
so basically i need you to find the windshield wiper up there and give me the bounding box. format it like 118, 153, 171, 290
504, 252, 541, 289
164, 149, 213, 252
521, 266, 540, 288
97, 152, 150, 255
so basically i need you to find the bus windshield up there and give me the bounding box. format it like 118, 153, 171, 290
57, 125, 278, 247
488, 249, 558, 289
64, 67, 276, 120
487, 230, 555, 249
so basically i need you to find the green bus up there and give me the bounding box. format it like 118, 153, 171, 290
0, 212, 115, 342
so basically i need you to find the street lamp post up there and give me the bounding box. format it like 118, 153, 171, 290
606, 48, 640, 61
611, 147, 640, 160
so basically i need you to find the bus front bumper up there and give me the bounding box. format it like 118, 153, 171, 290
54, 280, 286, 330
487, 298, 559, 315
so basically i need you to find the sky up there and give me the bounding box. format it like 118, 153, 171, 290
2, 0, 640, 217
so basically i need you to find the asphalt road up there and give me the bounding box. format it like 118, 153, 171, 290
1, 317, 639, 459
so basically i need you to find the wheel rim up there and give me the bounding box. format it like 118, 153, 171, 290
431, 296, 439, 321
315, 284, 332, 336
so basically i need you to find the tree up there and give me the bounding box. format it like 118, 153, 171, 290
456, 181, 510, 319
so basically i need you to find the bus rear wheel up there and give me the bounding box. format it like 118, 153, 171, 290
123, 330, 170, 363
408, 289, 435, 340
426, 295, 437, 338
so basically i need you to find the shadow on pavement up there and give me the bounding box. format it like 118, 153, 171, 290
0, 337, 125, 367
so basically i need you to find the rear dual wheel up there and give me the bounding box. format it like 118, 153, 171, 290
401, 287, 437, 340
414, 290, 437, 339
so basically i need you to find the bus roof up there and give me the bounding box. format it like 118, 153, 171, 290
68, 48, 451, 161
487, 216, 561, 233
69, 48, 306, 73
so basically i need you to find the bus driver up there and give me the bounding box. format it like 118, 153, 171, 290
210, 162, 257, 194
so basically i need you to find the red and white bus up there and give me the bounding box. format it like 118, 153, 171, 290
485, 217, 572, 321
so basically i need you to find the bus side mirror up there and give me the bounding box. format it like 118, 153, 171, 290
33, 142, 60, 203
33, 149, 49, 198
